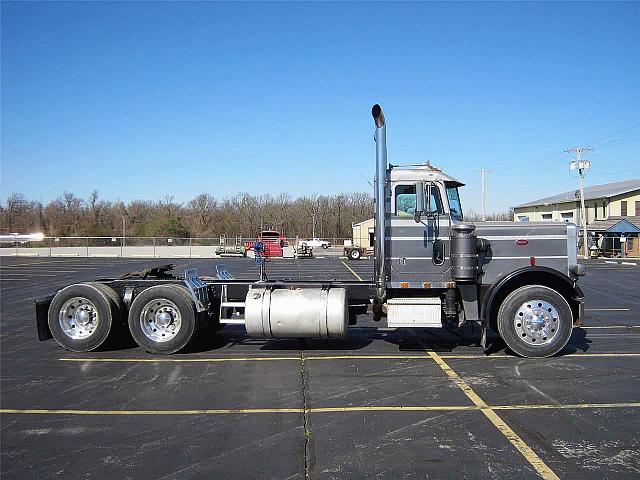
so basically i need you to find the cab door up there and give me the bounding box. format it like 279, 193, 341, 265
387, 183, 451, 287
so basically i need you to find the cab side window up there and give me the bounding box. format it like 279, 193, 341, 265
395, 185, 416, 216
394, 184, 443, 216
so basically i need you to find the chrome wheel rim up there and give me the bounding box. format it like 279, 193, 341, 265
59, 297, 99, 340
139, 298, 182, 343
513, 299, 560, 346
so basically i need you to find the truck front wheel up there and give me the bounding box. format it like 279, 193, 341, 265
349, 248, 361, 260
497, 285, 573, 358
128, 284, 199, 354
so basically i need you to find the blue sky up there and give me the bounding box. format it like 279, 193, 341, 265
1, 1, 639, 213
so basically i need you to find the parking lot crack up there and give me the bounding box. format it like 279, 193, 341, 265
300, 340, 312, 479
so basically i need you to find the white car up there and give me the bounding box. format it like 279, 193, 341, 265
302, 238, 332, 249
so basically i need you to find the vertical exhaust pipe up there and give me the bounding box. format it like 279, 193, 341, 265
372, 104, 386, 300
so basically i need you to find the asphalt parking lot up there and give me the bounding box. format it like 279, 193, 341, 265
1, 257, 638, 479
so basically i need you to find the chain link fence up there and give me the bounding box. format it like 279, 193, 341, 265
6, 233, 637, 259
0, 236, 360, 259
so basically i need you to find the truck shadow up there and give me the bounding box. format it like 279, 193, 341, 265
562, 327, 592, 354
184, 322, 493, 355
185, 322, 592, 357
479, 327, 591, 357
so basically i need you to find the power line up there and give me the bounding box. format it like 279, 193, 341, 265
589, 168, 640, 175
594, 137, 640, 150
493, 160, 566, 177
480, 169, 490, 221
595, 135, 640, 148
359, 171, 373, 187
492, 122, 639, 175
586, 122, 640, 146
493, 151, 565, 174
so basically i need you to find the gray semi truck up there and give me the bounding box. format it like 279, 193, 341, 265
35, 105, 585, 358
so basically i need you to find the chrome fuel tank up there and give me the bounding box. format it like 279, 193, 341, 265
245, 287, 348, 338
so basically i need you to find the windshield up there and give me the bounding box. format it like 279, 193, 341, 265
446, 185, 463, 220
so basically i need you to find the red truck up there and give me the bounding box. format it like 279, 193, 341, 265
243, 230, 286, 257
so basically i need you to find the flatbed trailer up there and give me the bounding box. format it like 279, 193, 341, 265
35, 105, 585, 358
344, 245, 373, 260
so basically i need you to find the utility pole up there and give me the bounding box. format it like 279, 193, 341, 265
480, 169, 490, 221
121, 215, 126, 258
565, 146, 592, 259
312, 213, 316, 239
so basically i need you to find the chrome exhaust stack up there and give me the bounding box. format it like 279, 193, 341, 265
372, 104, 387, 300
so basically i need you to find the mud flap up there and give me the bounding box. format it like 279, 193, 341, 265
35, 296, 54, 341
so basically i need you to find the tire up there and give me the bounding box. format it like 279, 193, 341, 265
322, 244, 328, 249
87, 282, 125, 326
48, 283, 118, 352
497, 285, 573, 358
349, 248, 361, 261
128, 284, 199, 354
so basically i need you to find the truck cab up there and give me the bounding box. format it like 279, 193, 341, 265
386, 163, 464, 288
381, 162, 585, 358
372, 105, 585, 357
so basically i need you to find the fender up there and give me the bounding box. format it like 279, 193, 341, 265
480, 266, 584, 325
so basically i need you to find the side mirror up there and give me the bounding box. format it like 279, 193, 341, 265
414, 182, 425, 223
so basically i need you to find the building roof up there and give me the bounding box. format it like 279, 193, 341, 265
587, 216, 640, 233
352, 218, 375, 227
513, 178, 640, 209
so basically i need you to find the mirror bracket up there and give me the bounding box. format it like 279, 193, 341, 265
414, 181, 425, 223
425, 183, 433, 217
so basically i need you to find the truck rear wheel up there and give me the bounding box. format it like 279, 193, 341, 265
87, 282, 125, 327
48, 283, 119, 352
497, 285, 573, 358
128, 284, 199, 354
349, 248, 361, 260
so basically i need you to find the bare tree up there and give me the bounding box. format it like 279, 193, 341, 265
187, 193, 218, 236
2, 190, 377, 239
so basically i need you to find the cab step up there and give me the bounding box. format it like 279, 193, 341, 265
386, 298, 442, 328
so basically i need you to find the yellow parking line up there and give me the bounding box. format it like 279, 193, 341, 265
581, 325, 640, 329
59, 352, 640, 363
59, 355, 431, 363
426, 350, 560, 480
585, 308, 631, 311
341, 260, 363, 281
439, 352, 640, 358
3, 402, 638, 416
0, 408, 302, 415
493, 402, 640, 411
59, 356, 302, 363
306, 355, 424, 360
308, 405, 477, 412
